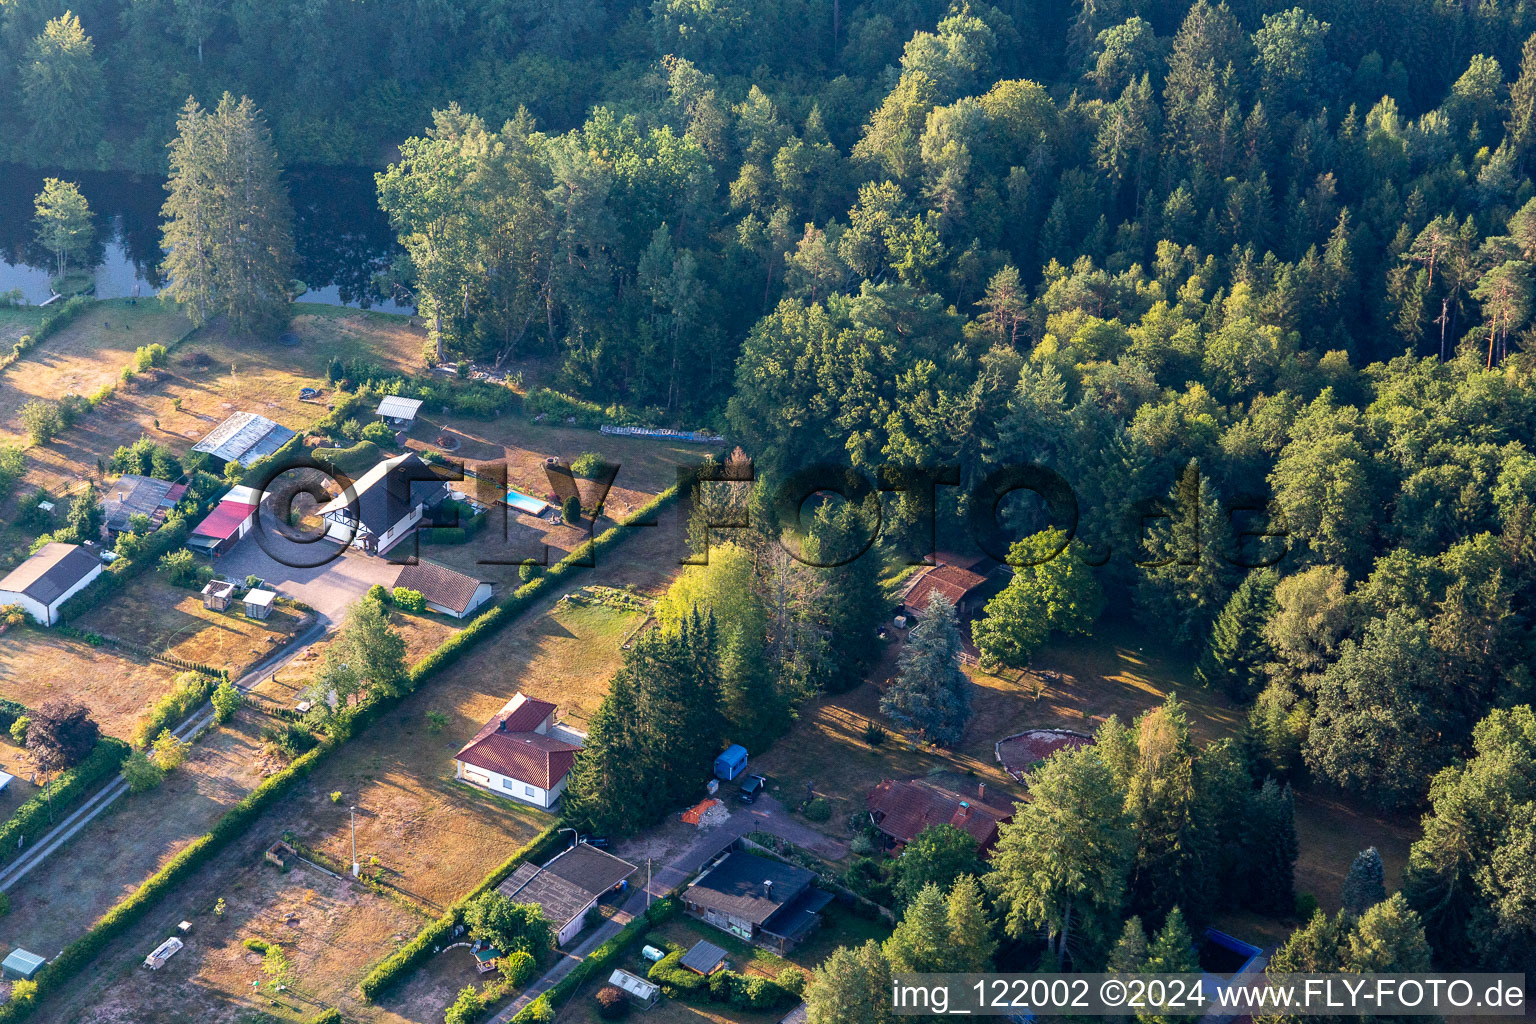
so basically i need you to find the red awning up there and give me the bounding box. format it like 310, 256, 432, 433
191, 500, 258, 541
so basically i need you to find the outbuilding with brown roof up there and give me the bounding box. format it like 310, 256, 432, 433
392, 559, 492, 618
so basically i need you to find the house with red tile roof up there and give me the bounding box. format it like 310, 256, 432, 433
866, 777, 1013, 853
898, 551, 999, 622
454, 692, 584, 808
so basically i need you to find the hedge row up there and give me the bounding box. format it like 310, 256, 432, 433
0, 739, 330, 1024
0, 296, 92, 373
357, 823, 565, 1001
312, 439, 383, 475
0, 737, 130, 871
648, 949, 797, 1011
129, 671, 219, 750
1, 483, 681, 1023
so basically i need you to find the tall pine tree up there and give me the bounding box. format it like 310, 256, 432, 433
1194, 568, 1278, 701
881, 592, 972, 746
162, 93, 295, 339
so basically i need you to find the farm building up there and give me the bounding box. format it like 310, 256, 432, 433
994, 729, 1093, 780
392, 560, 492, 618
187, 486, 262, 557
609, 969, 660, 1009
242, 589, 276, 620
317, 452, 448, 556
454, 692, 584, 808
376, 395, 423, 424
683, 849, 831, 953
495, 842, 637, 946
192, 411, 297, 469
866, 778, 1012, 853
103, 475, 184, 536
2, 949, 44, 981
0, 542, 103, 627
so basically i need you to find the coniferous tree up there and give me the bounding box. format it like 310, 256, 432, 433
20, 13, 105, 163
884, 883, 955, 972
1345, 894, 1432, 972
881, 592, 972, 746
1243, 777, 1298, 916
1339, 847, 1386, 917
1194, 567, 1277, 701
1139, 907, 1199, 1024
946, 874, 997, 972
162, 93, 295, 339
805, 941, 893, 1024
1106, 916, 1149, 972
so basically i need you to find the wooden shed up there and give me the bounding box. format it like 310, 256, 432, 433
202, 579, 237, 611
243, 588, 276, 620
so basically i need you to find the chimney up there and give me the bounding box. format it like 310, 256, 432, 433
497, 718, 507, 732
956, 800, 971, 820
977, 782, 986, 803
763, 879, 774, 899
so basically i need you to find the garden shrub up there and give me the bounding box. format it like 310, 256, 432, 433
361, 420, 395, 444
392, 587, 426, 612
500, 949, 536, 987
132, 671, 217, 749
366, 584, 390, 604
595, 986, 629, 1020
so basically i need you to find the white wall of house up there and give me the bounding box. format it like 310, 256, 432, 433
374, 504, 424, 554
556, 900, 598, 946
454, 759, 566, 809
427, 582, 493, 619
0, 563, 101, 627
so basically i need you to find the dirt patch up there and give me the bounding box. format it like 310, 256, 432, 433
0, 630, 179, 742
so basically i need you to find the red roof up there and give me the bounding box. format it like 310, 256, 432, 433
905, 564, 988, 612
866, 779, 1012, 851
191, 499, 259, 541
456, 693, 577, 789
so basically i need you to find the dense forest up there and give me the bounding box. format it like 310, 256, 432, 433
11, 0, 1533, 980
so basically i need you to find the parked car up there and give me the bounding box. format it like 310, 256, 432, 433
738, 774, 766, 804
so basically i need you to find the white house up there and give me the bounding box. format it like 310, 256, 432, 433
454, 693, 583, 808
317, 452, 447, 556
0, 543, 103, 626
391, 560, 492, 619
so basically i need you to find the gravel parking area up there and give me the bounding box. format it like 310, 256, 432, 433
213, 530, 404, 623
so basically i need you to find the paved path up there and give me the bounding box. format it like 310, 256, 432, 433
0, 620, 328, 893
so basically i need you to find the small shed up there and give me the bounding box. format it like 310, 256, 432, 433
680, 939, 728, 976
143, 936, 183, 970
474, 947, 502, 974
202, 578, 237, 611
609, 969, 660, 1009
377, 395, 424, 424
2, 948, 44, 981
713, 744, 748, 781
243, 588, 276, 620
265, 840, 296, 868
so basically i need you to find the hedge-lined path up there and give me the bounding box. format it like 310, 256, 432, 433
0, 619, 327, 896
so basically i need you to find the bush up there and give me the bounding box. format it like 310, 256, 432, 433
595, 986, 629, 1020
803, 797, 832, 822
644, 897, 679, 926
366, 584, 390, 604
392, 587, 426, 613
262, 723, 318, 760
0, 891, 10, 916
445, 985, 486, 1024
561, 495, 582, 523
9, 715, 29, 745
159, 549, 209, 589
312, 439, 382, 475
500, 949, 537, 987
518, 560, 541, 583
211, 681, 243, 724
19, 399, 61, 444
306, 1011, 343, 1024
133, 672, 218, 749
361, 420, 395, 445
777, 966, 807, 996
120, 749, 165, 792
426, 710, 449, 732
570, 452, 613, 479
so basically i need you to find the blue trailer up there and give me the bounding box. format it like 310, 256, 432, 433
714, 744, 748, 781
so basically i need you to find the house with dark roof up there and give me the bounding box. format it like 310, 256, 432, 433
392, 559, 492, 618
0, 543, 102, 626
496, 842, 637, 945
191, 412, 297, 468
317, 452, 447, 556
454, 692, 583, 808
683, 849, 832, 953
103, 475, 184, 536
866, 777, 1012, 853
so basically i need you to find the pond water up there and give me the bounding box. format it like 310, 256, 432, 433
0, 164, 411, 313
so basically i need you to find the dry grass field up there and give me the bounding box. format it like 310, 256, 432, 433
0, 629, 180, 742
0, 696, 287, 957
12, 306, 423, 503
75, 575, 311, 679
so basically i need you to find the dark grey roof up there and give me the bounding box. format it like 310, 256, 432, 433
103, 475, 176, 532
685, 851, 816, 926
318, 452, 445, 539
762, 888, 834, 941
495, 844, 637, 929
0, 543, 99, 605
679, 940, 728, 974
